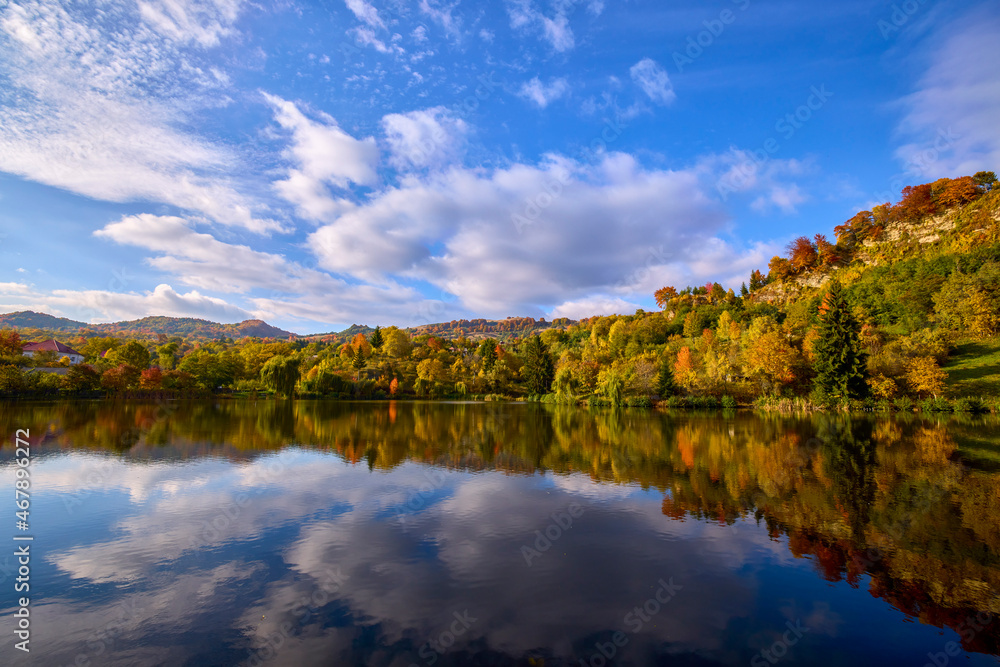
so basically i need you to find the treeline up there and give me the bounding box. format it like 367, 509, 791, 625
1, 172, 998, 409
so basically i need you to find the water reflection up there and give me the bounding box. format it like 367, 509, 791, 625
0, 400, 998, 666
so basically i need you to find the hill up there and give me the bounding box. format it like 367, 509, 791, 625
0, 311, 87, 332
407, 316, 576, 340
0, 311, 295, 341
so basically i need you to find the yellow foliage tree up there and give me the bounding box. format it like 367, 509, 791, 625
904, 356, 947, 397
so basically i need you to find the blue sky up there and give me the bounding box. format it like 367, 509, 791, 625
0, 0, 997, 334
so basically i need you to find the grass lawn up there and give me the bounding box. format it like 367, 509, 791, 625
944, 337, 1000, 398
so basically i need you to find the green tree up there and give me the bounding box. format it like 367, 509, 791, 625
369, 326, 385, 350
383, 327, 413, 359
352, 347, 367, 378
63, 364, 101, 393
657, 362, 676, 397
156, 342, 179, 370
478, 339, 498, 372
520, 335, 555, 394
0, 365, 25, 393
178, 349, 242, 390
106, 340, 150, 369
261, 355, 301, 398
813, 282, 868, 400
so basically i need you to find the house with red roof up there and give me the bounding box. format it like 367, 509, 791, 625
22, 340, 84, 365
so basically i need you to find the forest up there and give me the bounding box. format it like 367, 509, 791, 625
2, 171, 999, 412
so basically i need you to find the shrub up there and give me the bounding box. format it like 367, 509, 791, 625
666, 395, 688, 408
953, 396, 988, 413
892, 396, 915, 412
721, 395, 737, 409
919, 396, 952, 412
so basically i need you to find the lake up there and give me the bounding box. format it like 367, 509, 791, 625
1, 400, 998, 666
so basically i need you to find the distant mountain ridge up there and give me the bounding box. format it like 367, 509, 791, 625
2, 310, 578, 343
0, 311, 296, 340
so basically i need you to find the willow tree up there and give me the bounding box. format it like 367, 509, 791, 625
261, 355, 301, 398
812, 281, 868, 401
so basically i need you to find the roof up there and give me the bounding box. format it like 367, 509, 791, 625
22, 339, 82, 356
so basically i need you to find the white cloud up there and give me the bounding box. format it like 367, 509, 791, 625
350, 26, 401, 54
698, 149, 812, 214
893, 11, 1000, 178
48, 284, 253, 323
0, 0, 278, 233
518, 77, 570, 109
381, 107, 468, 170
265, 94, 379, 221
91, 213, 437, 327
548, 296, 642, 320
751, 184, 807, 214
418, 0, 462, 39
309, 152, 731, 316
505, 0, 576, 51
136, 0, 243, 47
630, 58, 676, 106
343, 0, 385, 30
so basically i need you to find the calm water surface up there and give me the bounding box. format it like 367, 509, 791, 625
1, 400, 998, 666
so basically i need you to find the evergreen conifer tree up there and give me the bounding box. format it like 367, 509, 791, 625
657, 363, 677, 397
813, 281, 868, 400
520, 335, 555, 394
370, 326, 384, 350
478, 339, 498, 372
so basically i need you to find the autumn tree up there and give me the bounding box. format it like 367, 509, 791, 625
814, 234, 838, 267
904, 356, 947, 398
139, 367, 164, 390
938, 176, 979, 208
520, 335, 555, 394
383, 327, 413, 359
654, 286, 678, 309
673, 347, 697, 390
0, 330, 22, 360
812, 282, 868, 400
768, 256, 793, 282
787, 236, 818, 273
101, 364, 141, 392
351, 332, 372, 357
749, 269, 767, 292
